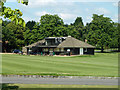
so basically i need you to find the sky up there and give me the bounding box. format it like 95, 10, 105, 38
3, 0, 119, 25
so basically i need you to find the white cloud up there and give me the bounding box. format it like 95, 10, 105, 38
22, 16, 31, 22
113, 2, 120, 7
59, 13, 77, 20
111, 14, 118, 22
18, 1, 118, 24
6, 0, 17, 2
6, 0, 120, 2
58, 13, 78, 24
62, 0, 119, 2
113, 2, 118, 7
83, 16, 93, 25
19, 0, 75, 9
35, 12, 78, 20
22, 16, 40, 23
35, 11, 50, 16
22, 0, 56, 8
95, 8, 110, 14
86, 16, 93, 21
85, 8, 89, 12
34, 12, 78, 24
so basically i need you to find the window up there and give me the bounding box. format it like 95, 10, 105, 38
61, 48, 64, 51
54, 48, 59, 51
49, 48, 53, 51
43, 48, 48, 52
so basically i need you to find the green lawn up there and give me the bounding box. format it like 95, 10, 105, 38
2, 53, 118, 77
6, 84, 118, 88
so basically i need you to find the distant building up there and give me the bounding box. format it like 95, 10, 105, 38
22, 36, 95, 55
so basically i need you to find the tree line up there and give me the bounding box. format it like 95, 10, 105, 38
2, 14, 119, 52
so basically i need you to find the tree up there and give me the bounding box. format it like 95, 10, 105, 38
24, 23, 42, 45
73, 17, 84, 26
40, 14, 65, 37
2, 25, 16, 52
1, 0, 28, 52
26, 20, 36, 30
86, 14, 117, 52
23, 27, 34, 45
54, 26, 69, 37
67, 25, 80, 39
73, 17, 84, 40
40, 14, 64, 26
109, 23, 118, 48
118, 23, 120, 52
1, 0, 28, 27
2, 21, 24, 52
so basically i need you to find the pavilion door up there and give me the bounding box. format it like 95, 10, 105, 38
80, 48, 83, 55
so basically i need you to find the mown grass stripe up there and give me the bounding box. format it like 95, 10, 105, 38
2, 53, 118, 77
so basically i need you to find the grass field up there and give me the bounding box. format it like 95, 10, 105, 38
6, 84, 118, 88
2, 53, 118, 77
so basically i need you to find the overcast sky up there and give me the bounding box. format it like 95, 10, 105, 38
4, 0, 119, 25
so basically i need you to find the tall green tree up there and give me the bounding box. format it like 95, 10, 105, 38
66, 25, 80, 39
109, 23, 118, 48
118, 23, 120, 52
73, 17, 84, 40
73, 17, 84, 26
24, 22, 41, 45
2, 25, 16, 52
86, 14, 117, 52
2, 21, 24, 52
40, 14, 66, 37
26, 20, 36, 30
